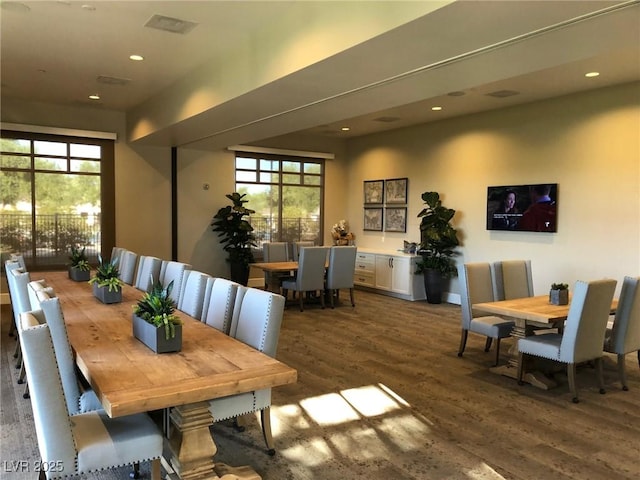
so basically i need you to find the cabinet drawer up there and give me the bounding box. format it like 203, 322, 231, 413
354, 271, 375, 287
355, 252, 375, 272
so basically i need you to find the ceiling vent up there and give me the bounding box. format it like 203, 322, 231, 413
373, 116, 401, 123
485, 89, 520, 98
96, 75, 131, 86
145, 14, 198, 34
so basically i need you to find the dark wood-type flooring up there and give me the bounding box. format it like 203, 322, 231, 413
2, 288, 639, 480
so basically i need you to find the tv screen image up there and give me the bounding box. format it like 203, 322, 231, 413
486, 184, 558, 232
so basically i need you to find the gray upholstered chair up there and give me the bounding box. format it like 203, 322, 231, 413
6, 264, 32, 372
208, 287, 285, 456
281, 246, 329, 311
518, 279, 617, 403
27, 279, 55, 310
134, 255, 162, 292
292, 241, 314, 262
458, 262, 514, 366
110, 246, 124, 266
263, 242, 290, 292
177, 270, 212, 320
493, 260, 534, 300
159, 260, 191, 303
325, 246, 357, 308
119, 250, 138, 285
604, 276, 640, 391
18, 318, 163, 480
201, 277, 239, 334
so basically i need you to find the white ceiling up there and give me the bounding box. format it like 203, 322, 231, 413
1, 1, 639, 149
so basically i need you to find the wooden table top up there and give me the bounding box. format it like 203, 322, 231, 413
474, 294, 618, 324
251, 261, 299, 272
43, 271, 297, 418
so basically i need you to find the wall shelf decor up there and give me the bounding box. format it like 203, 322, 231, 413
384, 207, 407, 232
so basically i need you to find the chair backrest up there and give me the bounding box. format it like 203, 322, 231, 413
178, 270, 212, 320
19, 318, 77, 472
263, 242, 289, 262
560, 279, 617, 363
231, 287, 285, 356
201, 277, 239, 334
134, 255, 162, 292
292, 246, 329, 291
493, 260, 534, 300
10, 253, 26, 269
292, 241, 314, 262
607, 276, 640, 355
326, 246, 357, 290
28, 279, 56, 310
228, 285, 248, 338
118, 250, 138, 285
7, 265, 32, 329
458, 262, 497, 329
160, 261, 192, 303
111, 247, 124, 265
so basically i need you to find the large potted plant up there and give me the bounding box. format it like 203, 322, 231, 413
132, 280, 182, 353
68, 245, 90, 281
211, 192, 257, 286
89, 255, 123, 304
416, 191, 460, 304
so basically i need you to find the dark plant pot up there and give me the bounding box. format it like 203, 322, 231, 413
69, 266, 90, 282
93, 282, 122, 304
132, 314, 182, 353
549, 289, 569, 305
423, 268, 443, 304
230, 259, 250, 286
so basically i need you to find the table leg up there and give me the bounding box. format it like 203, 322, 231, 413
166, 402, 262, 480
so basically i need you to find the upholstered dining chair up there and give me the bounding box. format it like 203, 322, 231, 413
19, 318, 163, 480
159, 260, 192, 303
27, 279, 55, 310
119, 250, 139, 285
6, 265, 32, 370
458, 262, 515, 366
201, 277, 239, 334
110, 246, 125, 266
177, 270, 212, 320
292, 241, 314, 262
493, 260, 534, 300
325, 246, 357, 308
5, 259, 26, 339
208, 287, 286, 456
604, 276, 640, 391
134, 255, 162, 292
263, 242, 290, 292
281, 246, 329, 311
518, 279, 617, 403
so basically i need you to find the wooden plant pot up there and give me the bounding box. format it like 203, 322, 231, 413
68, 266, 90, 282
93, 282, 122, 304
549, 289, 569, 305
132, 314, 182, 354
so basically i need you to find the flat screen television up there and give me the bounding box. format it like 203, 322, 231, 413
486, 184, 558, 232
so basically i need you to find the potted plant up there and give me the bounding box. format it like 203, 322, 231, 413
211, 192, 257, 286
549, 282, 569, 305
68, 245, 90, 281
132, 280, 182, 353
415, 191, 460, 304
89, 255, 122, 304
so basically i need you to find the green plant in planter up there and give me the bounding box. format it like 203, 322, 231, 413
69, 245, 90, 271
88, 255, 122, 292
133, 281, 182, 340
551, 283, 569, 290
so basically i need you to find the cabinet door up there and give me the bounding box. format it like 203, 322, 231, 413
390, 256, 411, 295
374, 255, 393, 291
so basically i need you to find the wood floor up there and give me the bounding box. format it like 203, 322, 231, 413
2, 288, 639, 480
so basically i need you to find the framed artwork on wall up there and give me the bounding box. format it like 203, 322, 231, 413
384, 207, 407, 232
363, 180, 384, 205
363, 207, 383, 231
384, 177, 408, 204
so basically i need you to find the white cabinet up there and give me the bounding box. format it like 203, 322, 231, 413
354, 249, 425, 301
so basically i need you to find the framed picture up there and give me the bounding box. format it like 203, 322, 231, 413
385, 177, 408, 204
363, 207, 383, 231
384, 207, 407, 232
363, 180, 384, 205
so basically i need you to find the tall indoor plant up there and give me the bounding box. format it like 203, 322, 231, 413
211, 192, 257, 286
416, 191, 460, 304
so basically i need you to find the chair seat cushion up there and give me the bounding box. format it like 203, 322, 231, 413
470, 316, 514, 339
79, 390, 104, 414
73, 411, 162, 473
518, 333, 563, 360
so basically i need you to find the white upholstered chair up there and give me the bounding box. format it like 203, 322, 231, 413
518, 279, 617, 403
208, 287, 285, 455
159, 260, 191, 303
493, 260, 534, 300
458, 262, 514, 366
6, 264, 32, 373
604, 276, 640, 391
119, 250, 138, 285
110, 246, 125, 266
281, 246, 329, 311
19, 318, 163, 480
325, 246, 357, 308
262, 242, 290, 292
177, 270, 212, 320
134, 256, 162, 293
292, 241, 314, 262
201, 277, 239, 334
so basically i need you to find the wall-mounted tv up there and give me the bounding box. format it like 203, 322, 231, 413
487, 184, 558, 232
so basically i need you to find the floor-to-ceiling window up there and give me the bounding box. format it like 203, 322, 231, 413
0, 130, 114, 269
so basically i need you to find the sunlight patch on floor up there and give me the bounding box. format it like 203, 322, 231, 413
341, 384, 405, 417
280, 438, 333, 466
465, 462, 507, 479
375, 414, 432, 451
299, 392, 361, 426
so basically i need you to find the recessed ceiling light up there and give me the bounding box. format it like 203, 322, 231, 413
585, 71, 600, 78
129, 54, 144, 61
341, 127, 350, 131
88, 94, 100, 100
431, 106, 442, 111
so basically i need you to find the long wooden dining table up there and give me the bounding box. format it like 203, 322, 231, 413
42, 270, 297, 480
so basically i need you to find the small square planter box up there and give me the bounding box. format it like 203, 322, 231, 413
549, 288, 569, 305
93, 283, 122, 304
69, 266, 90, 282
132, 314, 182, 354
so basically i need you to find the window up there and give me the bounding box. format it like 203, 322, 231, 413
0, 130, 114, 269
235, 152, 324, 255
